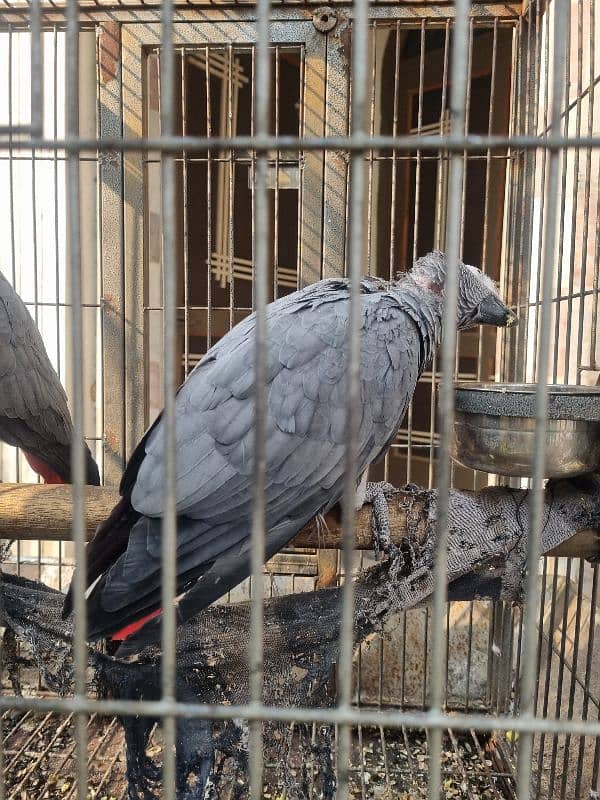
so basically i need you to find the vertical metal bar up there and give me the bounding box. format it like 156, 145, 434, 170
538, 556, 563, 789
423, 608, 429, 707
8, 24, 15, 290
377, 633, 384, 707
514, 0, 541, 385
378, 726, 392, 795
227, 45, 234, 331
29, 0, 43, 137
249, 0, 270, 797
0, 702, 4, 800
478, 18, 498, 280
205, 46, 213, 351
557, 563, 585, 799
533, 559, 549, 721
590, 157, 600, 367
159, 1, 177, 799
516, 1, 568, 797
9, 17, 19, 498
53, 25, 65, 588
412, 18, 426, 265
535, 558, 565, 794
593, 721, 600, 793
356, 648, 366, 797
444, 605, 451, 709
99, 22, 125, 485
475, 18, 498, 400
296, 44, 305, 285
384, 19, 399, 482
273, 46, 280, 299
95, 29, 104, 489
530, 0, 552, 382
31, 104, 40, 348
428, 1, 470, 797
366, 21, 376, 276
573, 564, 598, 799
388, 20, 400, 282
590, 0, 600, 368
506, 605, 518, 750
428, 21, 450, 492
500, 20, 520, 382
181, 51, 190, 378
400, 612, 407, 706
560, 0, 577, 385
575, 0, 594, 379
31, 21, 40, 340
66, 2, 87, 799
486, 601, 497, 709
405, 17, 427, 485
337, 0, 367, 796
502, 20, 520, 382
458, 18, 474, 258
435, 20, 451, 252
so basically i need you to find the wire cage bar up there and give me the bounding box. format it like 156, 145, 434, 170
0, 1, 598, 799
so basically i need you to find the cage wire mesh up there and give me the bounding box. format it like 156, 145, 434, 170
0, 0, 598, 798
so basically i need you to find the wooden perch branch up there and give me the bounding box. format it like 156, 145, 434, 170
0, 480, 598, 559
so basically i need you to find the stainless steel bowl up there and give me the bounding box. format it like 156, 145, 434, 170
451, 382, 600, 478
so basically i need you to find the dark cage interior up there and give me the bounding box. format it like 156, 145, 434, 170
0, 2, 598, 800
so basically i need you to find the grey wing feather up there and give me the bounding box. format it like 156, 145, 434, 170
0, 272, 100, 485
0, 274, 71, 442
87, 281, 423, 639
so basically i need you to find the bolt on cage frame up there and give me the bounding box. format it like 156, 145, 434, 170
0, 0, 598, 799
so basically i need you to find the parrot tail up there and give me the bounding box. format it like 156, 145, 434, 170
110, 608, 163, 641
24, 451, 66, 484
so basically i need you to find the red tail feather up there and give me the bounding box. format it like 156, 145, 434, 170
110, 608, 162, 641
24, 452, 65, 484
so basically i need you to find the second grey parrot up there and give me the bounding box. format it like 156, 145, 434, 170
63, 251, 516, 648
0, 271, 100, 486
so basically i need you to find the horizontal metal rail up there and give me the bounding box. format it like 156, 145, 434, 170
0, 696, 599, 738
1, 134, 600, 151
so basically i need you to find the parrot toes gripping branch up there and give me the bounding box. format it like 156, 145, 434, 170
364, 481, 401, 560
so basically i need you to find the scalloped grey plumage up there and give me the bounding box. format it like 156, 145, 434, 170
74, 251, 515, 647
0, 271, 100, 486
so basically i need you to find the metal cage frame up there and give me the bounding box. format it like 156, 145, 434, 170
0, 1, 599, 799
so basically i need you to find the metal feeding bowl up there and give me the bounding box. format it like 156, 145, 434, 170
451, 382, 600, 478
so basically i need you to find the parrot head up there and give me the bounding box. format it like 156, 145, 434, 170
410, 250, 517, 330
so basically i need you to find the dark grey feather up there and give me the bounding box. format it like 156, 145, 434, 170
81, 252, 515, 643
0, 271, 100, 485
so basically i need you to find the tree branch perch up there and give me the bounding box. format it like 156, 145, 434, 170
0, 478, 598, 559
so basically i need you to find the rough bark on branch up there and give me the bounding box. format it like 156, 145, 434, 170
0, 479, 598, 559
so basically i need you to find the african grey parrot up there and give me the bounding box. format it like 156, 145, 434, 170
0, 270, 100, 486
63, 251, 515, 647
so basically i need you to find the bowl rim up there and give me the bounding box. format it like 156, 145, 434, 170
453, 382, 600, 421
453, 381, 600, 395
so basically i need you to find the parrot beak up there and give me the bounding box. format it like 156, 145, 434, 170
474, 294, 518, 328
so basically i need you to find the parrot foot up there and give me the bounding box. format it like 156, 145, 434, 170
501, 534, 527, 604
364, 482, 400, 560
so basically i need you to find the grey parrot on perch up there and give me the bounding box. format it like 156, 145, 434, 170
0, 270, 100, 486
63, 251, 516, 648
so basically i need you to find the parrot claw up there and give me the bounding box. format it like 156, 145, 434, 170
364, 482, 400, 561
501, 534, 527, 604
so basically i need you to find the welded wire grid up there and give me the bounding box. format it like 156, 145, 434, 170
0, 0, 599, 799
